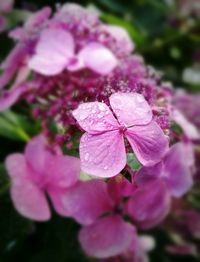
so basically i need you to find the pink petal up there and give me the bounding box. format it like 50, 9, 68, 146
78, 43, 118, 75
24, 135, 51, 174
163, 143, 193, 197
127, 180, 171, 229
47, 187, 71, 217
25, 7, 51, 30
72, 101, 119, 134
135, 163, 163, 186
136, 143, 193, 198
102, 25, 134, 53
0, 85, 25, 112
109, 92, 152, 127
28, 28, 75, 75
79, 215, 136, 258
172, 109, 200, 139
62, 180, 113, 225
24, 135, 47, 173
126, 121, 169, 166
0, 43, 27, 90
6, 154, 51, 221
80, 131, 126, 177
47, 155, 80, 188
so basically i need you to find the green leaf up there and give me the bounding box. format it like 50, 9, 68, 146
5, 9, 31, 30
80, 171, 95, 181
0, 110, 35, 141
127, 153, 141, 171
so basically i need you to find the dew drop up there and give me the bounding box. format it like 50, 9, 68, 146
97, 114, 104, 118
84, 153, 89, 161
103, 166, 108, 170
80, 114, 88, 120
99, 104, 106, 111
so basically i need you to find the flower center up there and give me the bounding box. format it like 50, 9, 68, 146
119, 125, 127, 134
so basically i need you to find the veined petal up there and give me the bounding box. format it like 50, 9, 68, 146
109, 92, 152, 127
80, 131, 126, 178
126, 121, 169, 166
72, 101, 119, 134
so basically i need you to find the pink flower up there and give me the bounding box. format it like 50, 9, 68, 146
5, 135, 80, 221
62, 179, 137, 258
135, 143, 194, 198
62, 177, 170, 258
126, 179, 171, 230
72, 92, 169, 177
28, 28, 118, 76
100, 24, 135, 54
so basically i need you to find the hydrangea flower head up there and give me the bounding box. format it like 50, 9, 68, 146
72, 92, 169, 177
5, 135, 80, 221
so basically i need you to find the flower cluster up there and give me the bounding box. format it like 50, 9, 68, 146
1, 3, 200, 261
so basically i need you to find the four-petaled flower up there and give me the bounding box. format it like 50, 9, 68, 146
28, 28, 118, 76
6, 135, 80, 221
72, 92, 169, 177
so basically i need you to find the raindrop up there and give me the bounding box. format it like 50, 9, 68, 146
97, 114, 104, 118
84, 153, 89, 161
99, 104, 106, 111
80, 114, 88, 120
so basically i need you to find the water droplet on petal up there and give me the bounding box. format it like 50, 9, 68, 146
99, 104, 106, 111
97, 113, 103, 118
84, 153, 89, 161
136, 95, 144, 102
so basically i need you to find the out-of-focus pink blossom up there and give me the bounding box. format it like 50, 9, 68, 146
62, 176, 170, 259
127, 179, 171, 229
174, 90, 200, 132
73, 92, 169, 177
100, 24, 134, 54
5, 135, 80, 221
135, 143, 194, 198
28, 28, 118, 76
172, 109, 200, 140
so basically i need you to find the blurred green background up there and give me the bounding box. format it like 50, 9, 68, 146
0, 0, 200, 261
